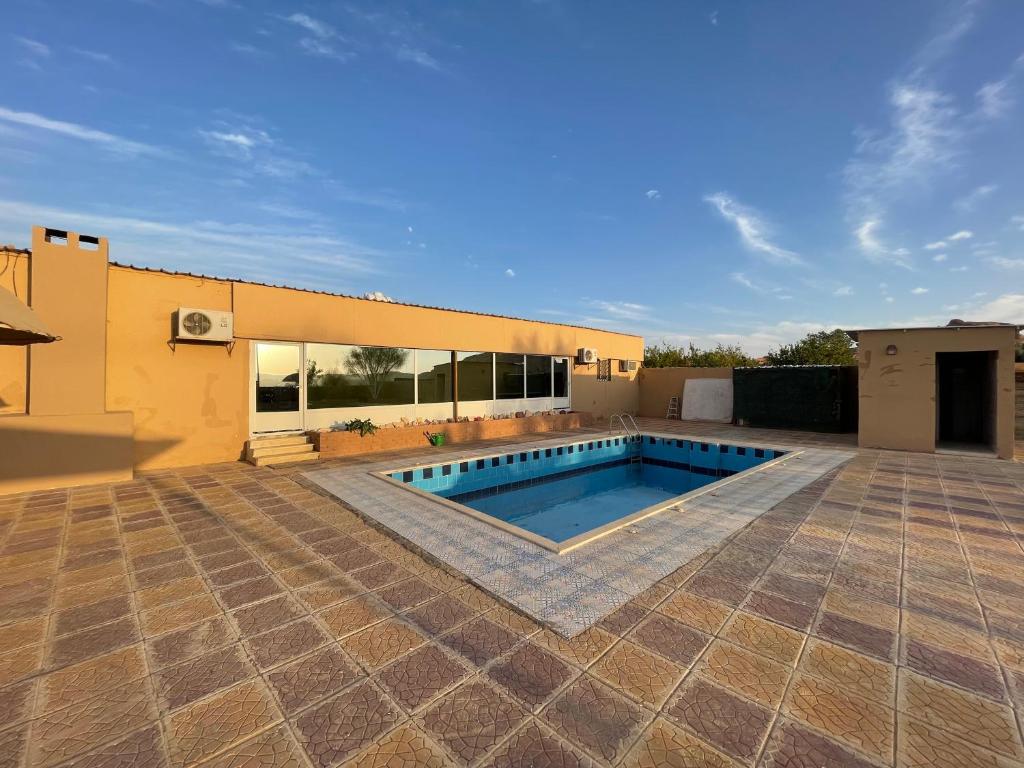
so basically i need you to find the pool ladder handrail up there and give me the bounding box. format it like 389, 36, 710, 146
609, 412, 640, 437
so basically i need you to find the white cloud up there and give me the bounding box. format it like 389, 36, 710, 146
0, 198, 383, 287
645, 189, 660, 200
911, 287, 929, 295
976, 79, 1011, 120
395, 46, 441, 71
15, 37, 50, 58
834, 286, 854, 296
855, 218, 911, 268
924, 240, 947, 250
70, 47, 114, 64
285, 13, 336, 38
954, 183, 997, 212
932, 253, 948, 262
709, 11, 719, 26
199, 128, 272, 155
950, 266, 968, 272
704, 192, 803, 266
885, 296, 895, 303
947, 229, 973, 241
988, 257, 1024, 270
298, 37, 353, 62
0, 106, 160, 156
504, 268, 515, 278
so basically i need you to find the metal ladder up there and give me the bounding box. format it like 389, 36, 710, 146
609, 413, 642, 463
665, 396, 680, 419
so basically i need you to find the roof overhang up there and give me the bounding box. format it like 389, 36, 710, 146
0, 287, 59, 345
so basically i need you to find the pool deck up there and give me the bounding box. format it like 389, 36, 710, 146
0, 418, 1022, 767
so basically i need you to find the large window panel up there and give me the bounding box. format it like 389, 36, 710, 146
496, 353, 525, 399
457, 352, 493, 401
417, 350, 453, 404
306, 343, 414, 408
553, 358, 569, 399
526, 355, 552, 398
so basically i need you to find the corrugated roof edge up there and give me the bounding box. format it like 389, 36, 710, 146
103, 260, 642, 339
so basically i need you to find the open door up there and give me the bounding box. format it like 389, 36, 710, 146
936, 351, 996, 452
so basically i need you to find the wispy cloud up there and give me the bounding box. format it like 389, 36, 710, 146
70, 47, 114, 64
704, 192, 803, 266
0, 199, 384, 288
924, 240, 947, 250
281, 12, 354, 62
285, 13, 337, 39
504, 268, 515, 278
645, 189, 661, 200
16, 36, 51, 57
730, 272, 793, 299
0, 106, 161, 156
932, 253, 948, 262
911, 286, 929, 295
988, 257, 1024, 270
948, 229, 973, 241
395, 46, 441, 71
834, 286, 854, 296
199, 127, 272, 157
855, 218, 912, 268
954, 183, 997, 212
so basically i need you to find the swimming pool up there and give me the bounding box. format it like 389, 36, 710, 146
378, 433, 793, 553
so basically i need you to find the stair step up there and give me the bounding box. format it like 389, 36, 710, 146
251, 451, 320, 467
248, 433, 309, 448
247, 443, 315, 460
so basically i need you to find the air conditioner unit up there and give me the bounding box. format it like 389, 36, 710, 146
576, 347, 598, 364
619, 360, 638, 372
175, 308, 234, 343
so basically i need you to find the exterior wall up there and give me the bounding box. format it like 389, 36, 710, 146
572, 365, 640, 419
0, 412, 133, 494
637, 367, 733, 418
857, 327, 1017, 459
0, 249, 29, 415
105, 267, 250, 470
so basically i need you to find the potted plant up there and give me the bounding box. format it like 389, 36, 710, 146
345, 418, 378, 437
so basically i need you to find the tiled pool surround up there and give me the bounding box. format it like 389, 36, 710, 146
377, 435, 792, 553
305, 431, 854, 635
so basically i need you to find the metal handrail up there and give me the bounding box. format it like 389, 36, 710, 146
609, 412, 640, 437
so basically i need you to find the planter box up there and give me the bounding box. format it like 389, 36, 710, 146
310, 412, 594, 459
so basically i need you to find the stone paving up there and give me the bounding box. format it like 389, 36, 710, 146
0, 419, 1022, 768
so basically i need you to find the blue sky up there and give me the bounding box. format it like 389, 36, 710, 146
1, 0, 1022, 354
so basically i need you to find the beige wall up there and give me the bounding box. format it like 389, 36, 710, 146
0, 412, 133, 494
105, 267, 250, 470
857, 327, 1017, 459
572, 365, 640, 419
0, 249, 29, 415
637, 367, 733, 418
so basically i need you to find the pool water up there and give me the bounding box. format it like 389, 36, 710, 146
386, 434, 784, 546
465, 462, 696, 542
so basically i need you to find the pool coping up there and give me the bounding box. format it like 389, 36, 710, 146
304, 429, 854, 636
371, 431, 803, 554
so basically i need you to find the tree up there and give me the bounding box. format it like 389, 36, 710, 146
763, 329, 857, 366
643, 342, 758, 368
306, 359, 324, 389
345, 346, 409, 401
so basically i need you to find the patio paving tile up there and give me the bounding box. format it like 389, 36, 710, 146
487, 642, 576, 709
540, 674, 649, 764
343, 618, 427, 670
148, 616, 238, 669
244, 617, 329, 670
293, 681, 401, 768
629, 612, 711, 669
486, 720, 596, 768
154, 644, 255, 710
418, 679, 528, 763
761, 718, 882, 768
166, 680, 281, 768
62, 724, 167, 768
39, 644, 147, 713
622, 717, 736, 768
348, 723, 449, 768
376, 643, 469, 713
404, 594, 477, 636
266, 644, 363, 714
666, 677, 772, 763
47, 616, 140, 668
699, 639, 792, 709
440, 617, 520, 667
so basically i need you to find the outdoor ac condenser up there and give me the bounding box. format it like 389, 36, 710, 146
175, 307, 234, 343
576, 347, 598, 364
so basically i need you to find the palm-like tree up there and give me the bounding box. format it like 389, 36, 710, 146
346, 347, 408, 401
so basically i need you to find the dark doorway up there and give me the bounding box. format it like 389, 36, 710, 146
936, 351, 996, 451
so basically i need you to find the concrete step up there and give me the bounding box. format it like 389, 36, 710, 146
247, 442, 315, 460
251, 451, 320, 467
248, 433, 309, 448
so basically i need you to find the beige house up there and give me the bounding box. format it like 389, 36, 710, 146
849, 324, 1021, 460
0, 227, 643, 494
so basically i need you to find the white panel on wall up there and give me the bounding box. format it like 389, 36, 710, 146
681, 379, 733, 423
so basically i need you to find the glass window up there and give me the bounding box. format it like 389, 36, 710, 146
526, 355, 552, 398
255, 343, 301, 413
417, 350, 453, 404
457, 352, 493, 401
495, 353, 525, 399
553, 358, 569, 398
306, 343, 414, 408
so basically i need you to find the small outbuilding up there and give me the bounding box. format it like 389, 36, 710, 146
847, 321, 1022, 459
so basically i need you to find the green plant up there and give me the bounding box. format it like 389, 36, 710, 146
643, 341, 758, 368
424, 431, 445, 446
763, 329, 857, 366
345, 418, 378, 437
